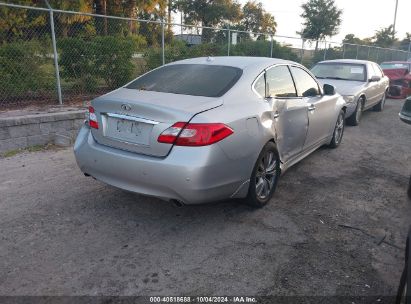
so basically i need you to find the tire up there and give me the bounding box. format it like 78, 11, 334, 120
346, 97, 364, 126
245, 142, 280, 208
329, 110, 345, 148
373, 91, 387, 112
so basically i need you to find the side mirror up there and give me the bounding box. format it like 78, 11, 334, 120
369, 75, 381, 82
323, 84, 336, 96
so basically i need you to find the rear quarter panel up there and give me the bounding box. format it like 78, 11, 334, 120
189, 88, 276, 179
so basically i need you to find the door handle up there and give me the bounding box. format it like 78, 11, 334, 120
308, 104, 316, 111
272, 112, 280, 119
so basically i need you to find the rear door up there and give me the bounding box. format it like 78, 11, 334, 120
289, 66, 336, 150
365, 63, 380, 106
264, 65, 309, 162
372, 63, 387, 100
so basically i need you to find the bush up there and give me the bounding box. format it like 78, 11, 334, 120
144, 41, 227, 71
231, 40, 299, 61
59, 36, 138, 91
59, 37, 98, 92
0, 41, 54, 100
144, 40, 299, 72
93, 36, 135, 89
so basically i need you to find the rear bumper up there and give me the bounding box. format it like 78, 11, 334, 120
74, 125, 250, 204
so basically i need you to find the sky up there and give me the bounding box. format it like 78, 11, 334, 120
238, 0, 410, 42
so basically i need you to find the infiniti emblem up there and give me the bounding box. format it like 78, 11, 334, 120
121, 104, 131, 111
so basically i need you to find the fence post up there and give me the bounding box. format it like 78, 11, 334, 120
376, 48, 379, 62
161, 19, 165, 65
356, 44, 359, 59
300, 39, 304, 63
407, 41, 411, 60
227, 26, 231, 56
342, 44, 345, 59
270, 36, 273, 58
323, 42, 327, 61
367, 46, 371, 60
45, 1, 62, 105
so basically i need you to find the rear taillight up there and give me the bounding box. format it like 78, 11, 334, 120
88, 106, 99, 129
158, 122, 233, 146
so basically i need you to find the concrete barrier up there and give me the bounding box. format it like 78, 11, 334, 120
0, 110, 86, 153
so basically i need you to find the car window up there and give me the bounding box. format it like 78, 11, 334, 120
126, 64, 243, 98
253, 73, 266, 97
290, 66, 320, 97
381, 62, 410, 70
265, 66, 297, 98
311, 63, 366, 82
373, 63, 383, 77
368, 63, 381, 79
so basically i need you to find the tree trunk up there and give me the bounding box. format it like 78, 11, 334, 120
167, 0, 172, 32
127, 0, 137, 35
94, 0, 107, 35
315, 39, 319, 52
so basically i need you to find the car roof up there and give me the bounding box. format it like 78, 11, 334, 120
317, 59, 373, 65
167, 56, 296, 75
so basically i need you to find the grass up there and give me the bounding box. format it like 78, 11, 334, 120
1, 144, 59, 158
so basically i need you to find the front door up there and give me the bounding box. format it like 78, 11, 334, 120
289, 66, 336, 150
264, 65, 309, 162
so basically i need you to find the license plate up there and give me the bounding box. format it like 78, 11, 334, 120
106, 116, 153, 145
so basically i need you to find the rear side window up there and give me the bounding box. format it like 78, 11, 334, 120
372, 63, 383, 77
265, 66, 297, 98
126, 64, 243, 97
290, 66, 320, 97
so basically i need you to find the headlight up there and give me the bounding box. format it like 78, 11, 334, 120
342, 95, 355, 103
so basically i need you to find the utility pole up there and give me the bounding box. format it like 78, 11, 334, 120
393, 0, 399, 39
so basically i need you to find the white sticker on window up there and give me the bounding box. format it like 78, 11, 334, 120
351, 67, 363, 74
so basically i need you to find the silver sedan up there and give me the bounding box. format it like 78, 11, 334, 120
74, 57, 346, 207
311, 59, 389, 126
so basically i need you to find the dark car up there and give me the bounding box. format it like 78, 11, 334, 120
381, 61, 411, 99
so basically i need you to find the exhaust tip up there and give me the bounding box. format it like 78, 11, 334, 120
171, 199, 184, 207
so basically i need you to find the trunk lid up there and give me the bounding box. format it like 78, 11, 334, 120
90, 88, 223, 157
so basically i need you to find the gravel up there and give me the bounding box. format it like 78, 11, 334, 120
0, 99, 410, 297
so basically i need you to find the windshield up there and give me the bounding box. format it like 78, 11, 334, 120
311, 63, 366, 82
126, 64, 243, 97
380, 63, 410, 70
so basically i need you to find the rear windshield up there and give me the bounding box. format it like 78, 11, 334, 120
311, 63, 366, 82
126, 64, 243, 97
380, 63, 410, 70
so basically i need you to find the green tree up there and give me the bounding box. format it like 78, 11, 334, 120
49, 0, 93, 37
299, 0, 342, 51
0, 0, 47, 43
343, 34, 372, 46
399, 32, 410, 51
242, 1, 276, 39
373, 25, 396, 48
176, 0, 242, 42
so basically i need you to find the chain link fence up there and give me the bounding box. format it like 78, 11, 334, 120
1, 2, 410, 109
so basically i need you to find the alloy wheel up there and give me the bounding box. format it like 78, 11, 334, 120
355, 100, 362, 123
255, 151, 278, 200
334, 112, 344, 144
